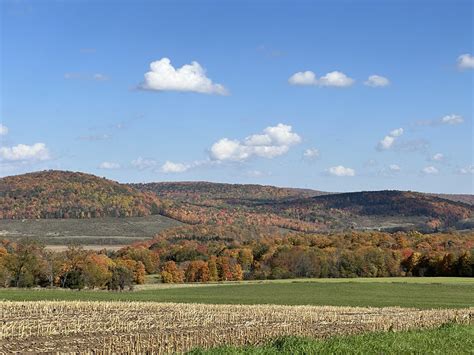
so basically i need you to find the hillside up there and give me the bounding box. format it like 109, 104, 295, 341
257, 190, 473, 230
0, 170, 162, 219
430, 193, 474, 206
1, 171, 472, 235
0, 214, 182, 246
130, 182, 472, 232
130, 181, 326, 205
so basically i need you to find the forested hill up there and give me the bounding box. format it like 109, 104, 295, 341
0, 170, 161, 219
130, 181, 326, 204
0, 171, 472, 232
429, 193, 474, 206
257, 190, 473, 229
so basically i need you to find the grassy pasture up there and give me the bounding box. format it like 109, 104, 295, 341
1, 278, 473, 309
0, 214, 181, 245
189, 324, 474, 355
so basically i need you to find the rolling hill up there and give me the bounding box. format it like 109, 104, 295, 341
254, 190, 473, 231
130, 181, 326, 205
0, 171, 472, 239
0, 170, 162, 219
133, 182, 473, 232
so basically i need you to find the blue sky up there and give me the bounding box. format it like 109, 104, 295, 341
1, 0, 472, 193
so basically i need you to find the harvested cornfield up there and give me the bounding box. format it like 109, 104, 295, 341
0, 301, 472, 354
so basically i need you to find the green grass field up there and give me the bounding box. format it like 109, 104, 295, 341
1, 278, 473, 308
188, 324, 474, 355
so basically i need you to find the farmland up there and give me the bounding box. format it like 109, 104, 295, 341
1, 278, 473, 309
1, 301, 472, 353
191, 324, 474, 354
0, 214, 181, 246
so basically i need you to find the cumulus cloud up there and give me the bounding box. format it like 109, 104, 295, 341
99, 161, 120, 169
162, 124, 301, 173
288, 71, 317, 85
210, 123, 301, 162
377, 128, 404, 151
0, 143, 50, 161
421, 166, 438, 175
327, 165, 355, 177
319, 71, 355, 87
431, 153, 444, 162
0, 123, 8, 136
457, 53, 474, 69
288, 70, 354, 87
303, 148, 320, 160
389, 164, 401, 172
364, 75, 390, 87
440, 114, 464, 125
416, 114, 464, 127
458, 165, 474, 175
131, 157, 157, 170
161, 161, 190, 173
138, 58, 228, 95
390, 128, 404, 137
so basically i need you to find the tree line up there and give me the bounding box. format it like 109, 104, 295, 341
0, 229, 472, 289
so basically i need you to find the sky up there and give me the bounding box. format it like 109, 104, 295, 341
0, 0, 473, 193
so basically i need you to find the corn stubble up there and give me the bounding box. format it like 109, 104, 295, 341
0, 301, 472, 353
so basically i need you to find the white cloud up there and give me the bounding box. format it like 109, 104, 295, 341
288, 70, 354, 87
210, 138, 250, 161
431, 153, 444, 162
99, 161, 120, 169
377, 127, 404, 151
390, 128, 404, 137
416, 114, 465, 127
131, 157, 157, 170
0, 123, 8, 136
389, 164, 401, 172
139, 57, 228, 95
163, 124, 301, 173
458, 165, 474, 175
303, 148, 320, 159
210, 123, 301, 162
319, 71, 355, 87
377, 135, 395, 150
288, 71, 317, 85
440, 114, 464, 125
421, 166, 438, 175
0, 143, 50, 161
327, 165, 355, 177
457, 53, 474, 69
364, 75, 390, 87
161, 161, 190, 173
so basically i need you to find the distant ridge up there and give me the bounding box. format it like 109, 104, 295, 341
0, 170, 472, 233
0, 170, 161, 219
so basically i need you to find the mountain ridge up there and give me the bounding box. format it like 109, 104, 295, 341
1, 170, 472, 233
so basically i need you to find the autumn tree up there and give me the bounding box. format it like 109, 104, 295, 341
185, 260, 210, 282
160, 261, 184, 283
82, 253, 114, 289
108, 265, 133, 291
